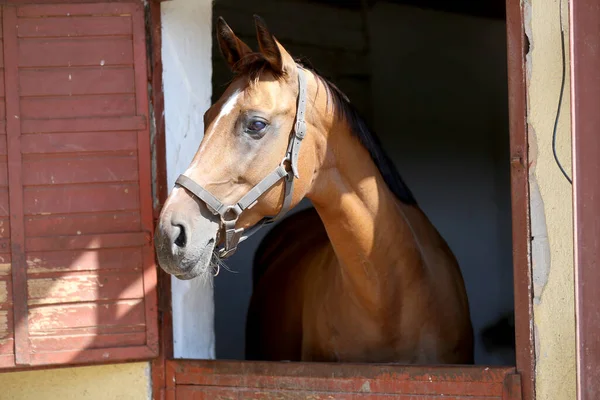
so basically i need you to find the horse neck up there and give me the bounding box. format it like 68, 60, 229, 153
306, 115, 428, 313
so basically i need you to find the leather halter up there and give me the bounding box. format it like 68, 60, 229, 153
174, 67, 308, 259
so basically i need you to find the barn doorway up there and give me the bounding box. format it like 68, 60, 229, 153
208, 0, 514, 366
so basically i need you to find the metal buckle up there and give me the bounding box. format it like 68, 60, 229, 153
213, 206, 243, 259
218, 246, 237, 259
295, 120, 306, 139
279, 157, 294, 182
221, 205, 241, 223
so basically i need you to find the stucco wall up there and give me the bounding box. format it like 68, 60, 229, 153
0, 362, 150, 400
526, 0, 576, 399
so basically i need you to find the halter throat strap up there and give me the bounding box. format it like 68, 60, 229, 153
174, 67, 308, 259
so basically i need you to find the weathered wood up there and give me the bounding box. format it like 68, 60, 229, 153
0, 191, 8, 217
23, 184, 139, 215
571, 0, 600, 398
17, 3, 136, 18
0, 339, 14, 356
25, 211, 141, 237
28, 344, 155, 366
20, 67, 134, 97
0, 1, 158, 370
28, 300, 145, 332
175, 387, 493, 400
0, 218, 9, 238
19, 38, 134, 67
30, 331, 145, 353
0, 164, 6, 186
0, 308, 14, 363
502, 373, 522, 400
131, 0, 159, 356
21, 116, 146, 134
18, 16, 133, 38
168, 360, 519, 399
23, 156, 138, 185
21, 94, 136, 119
505, 0, 534, 398
25, 232, 148, 252
21, 131, 138, 154
26, 247, 142, 274
28, 272, 144, 305
0, 134, 6, 155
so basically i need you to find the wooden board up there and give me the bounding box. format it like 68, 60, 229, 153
166, 360, 522, 400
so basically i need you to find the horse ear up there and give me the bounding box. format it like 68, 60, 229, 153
216, 16, 252, 70
253, 15, 294, 75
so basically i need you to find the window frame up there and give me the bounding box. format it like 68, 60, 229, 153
149, 0, 535, 399
570, 0, 600, 399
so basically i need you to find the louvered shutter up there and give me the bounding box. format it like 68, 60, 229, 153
0, 1, 158, 368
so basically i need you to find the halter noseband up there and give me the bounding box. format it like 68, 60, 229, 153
174, 67, 308, 259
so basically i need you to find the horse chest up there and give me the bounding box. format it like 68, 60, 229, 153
301, 283, 399, 362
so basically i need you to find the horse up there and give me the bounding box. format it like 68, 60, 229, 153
154, 15, 474, 364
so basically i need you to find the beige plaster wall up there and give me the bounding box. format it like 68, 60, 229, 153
525, 0, 576, 399
0, 362, 150, 400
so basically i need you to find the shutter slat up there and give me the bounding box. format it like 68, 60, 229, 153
18, 16, 133, 38
19, 38, 134, 68
26, 248, 143, 274
21, 94, 137, 119
25, 211, 141, 237
20, 67, 135, 97
21, 131, 138, 154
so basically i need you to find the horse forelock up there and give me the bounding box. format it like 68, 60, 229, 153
232, 52, 286, 84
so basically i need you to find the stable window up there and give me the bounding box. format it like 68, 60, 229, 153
153, 0, 533, 399
0, 1, 158, 369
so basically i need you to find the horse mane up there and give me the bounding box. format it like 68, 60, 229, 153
232, 53, 417, 205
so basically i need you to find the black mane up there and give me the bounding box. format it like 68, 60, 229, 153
234, 54, 417, 205
298, 61, 417, 205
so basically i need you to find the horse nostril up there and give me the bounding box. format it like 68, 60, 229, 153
173, 224, 187, 248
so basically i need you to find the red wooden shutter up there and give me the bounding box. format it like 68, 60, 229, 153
0, 1, 158, 369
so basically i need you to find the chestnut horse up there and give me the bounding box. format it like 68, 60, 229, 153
154, 15, 474, 364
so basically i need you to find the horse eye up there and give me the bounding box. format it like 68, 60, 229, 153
247, 120, 267, 132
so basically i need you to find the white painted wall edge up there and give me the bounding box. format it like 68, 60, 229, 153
161, 0, 216, 359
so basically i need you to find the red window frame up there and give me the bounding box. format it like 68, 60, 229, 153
570, 0, 600, 399
149, 0, 536, 399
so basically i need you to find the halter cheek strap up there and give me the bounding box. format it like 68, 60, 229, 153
174, 67, 308, 259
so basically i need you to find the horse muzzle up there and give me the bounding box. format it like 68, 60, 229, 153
154, 196, 220, 279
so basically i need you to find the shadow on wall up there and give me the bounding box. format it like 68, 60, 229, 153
210, 0, 515, 366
